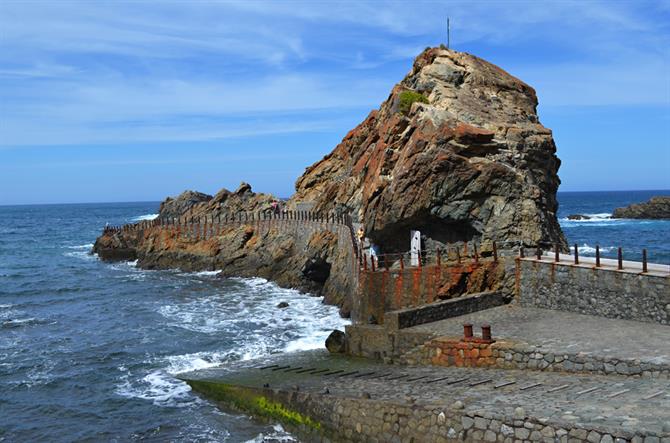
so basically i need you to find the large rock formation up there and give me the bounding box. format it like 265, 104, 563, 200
292, 48, 566, 253
93, 47, 567, 315
612, 196, 670, 219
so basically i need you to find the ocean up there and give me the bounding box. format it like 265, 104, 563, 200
0, 190, 668, 442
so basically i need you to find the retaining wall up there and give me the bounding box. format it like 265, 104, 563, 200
517, 257, 670, 325
187, 379, 668, 443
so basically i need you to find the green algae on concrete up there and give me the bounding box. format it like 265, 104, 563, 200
186, 380, 321, 431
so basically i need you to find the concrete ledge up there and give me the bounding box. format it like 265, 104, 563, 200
384, 291, 506, 331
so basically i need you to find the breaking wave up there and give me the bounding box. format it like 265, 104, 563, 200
131, 213, 159, 222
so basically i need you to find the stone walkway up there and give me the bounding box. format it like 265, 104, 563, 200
182, 350, 670, 436
407, 305, 670, 365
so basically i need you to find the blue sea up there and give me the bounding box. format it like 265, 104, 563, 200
0, 190, 668, 442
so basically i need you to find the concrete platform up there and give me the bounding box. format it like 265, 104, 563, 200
408, 305, 670, 366
181, 350, 670, 442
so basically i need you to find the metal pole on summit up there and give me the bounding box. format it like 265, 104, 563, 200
447, 17, 450, 50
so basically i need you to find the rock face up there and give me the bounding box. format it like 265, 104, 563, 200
292, 48, 566, 253
612, 196, 670, 219
93, 47, 568, 316
158, 190, 212, 219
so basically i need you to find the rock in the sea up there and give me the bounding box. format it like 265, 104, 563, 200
276, 301, 289, 309
567, 214, 591, 220
292, 47, 566, 252
612, 196, 670, 219
325, 329, 346, 353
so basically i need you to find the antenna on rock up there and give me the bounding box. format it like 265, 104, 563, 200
447, 17, 450, 49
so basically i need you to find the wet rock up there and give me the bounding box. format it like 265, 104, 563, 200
276, 302, 289, 309
567, 214, 591, 220
325, 329, 346, 353
613, 196, 670, 219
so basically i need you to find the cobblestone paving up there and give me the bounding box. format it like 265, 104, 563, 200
184, 351, 670, 435
408, 305, 670, 365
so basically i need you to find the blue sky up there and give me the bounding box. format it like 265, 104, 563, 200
1, 0, 669, 205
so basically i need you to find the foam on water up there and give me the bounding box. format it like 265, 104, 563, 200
131, 213, 159, 221
575, 244, 615, 254
245, 424, 297, 443
118, 276, 348, 413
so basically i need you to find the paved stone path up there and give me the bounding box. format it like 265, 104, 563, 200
407, 305, 670, 365
183, 350, 670, 435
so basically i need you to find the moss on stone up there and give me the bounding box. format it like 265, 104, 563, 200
187, 380, 321, 431
398, 90, 429, 115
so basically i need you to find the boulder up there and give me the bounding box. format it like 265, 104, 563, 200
567, 214, 591, 220
276, 301, 289, 309
612, 196, 670, 219
325, 330, 346, 353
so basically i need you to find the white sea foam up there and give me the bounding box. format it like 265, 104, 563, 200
131, 213, 159, 221
121, 277, 348, 409
575, 244, 615, 254
63, 250, 97, 261
245, 424, 297, 443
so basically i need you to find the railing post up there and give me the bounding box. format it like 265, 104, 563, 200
473, 243, 479, 264
574, 243, 579, 264
400, 254, 404, 270
371, 256, 376, 272
436, 248, 441, 267
493, 242, 498, 262
618, 247, 623, 270
554, 243, 560, 262
595, 245, 600, 267
536, 246, 541, 260
519, 246, 525, 258
456, 246, 461, 263
642, 249, 648, 273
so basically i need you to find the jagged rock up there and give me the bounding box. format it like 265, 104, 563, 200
612, 196, 670, 219
325, 329, 346, 353
159, 190, 212, 219
568, 214, 591, 220
291, 47, 566, 253
276, 302, 289, 309
93, 47, 568, 315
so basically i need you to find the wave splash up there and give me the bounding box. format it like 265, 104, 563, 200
131, 213, 159, 222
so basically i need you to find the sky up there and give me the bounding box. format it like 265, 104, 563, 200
0, 0, 669, 205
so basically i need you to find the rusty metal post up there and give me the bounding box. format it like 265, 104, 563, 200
536, 246, 541, 260
436, 248, 441, 267
642, 249, 648, 273
618, 247, 623, 270
456, 246, 461, 263
481, 324, 492, 342
371, 256, 376, 272
574, 243, 579, 264
493, 242, 498, 262
519, 246, 525, 258
595, 245, 600, 267
554, 243, 560, 262
473, 243, 479, 264
463, 323, 473, 340
363, 255, 368, 271
400, 254, 404, 270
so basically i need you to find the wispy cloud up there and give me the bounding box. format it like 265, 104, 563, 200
0, 0, 668, 148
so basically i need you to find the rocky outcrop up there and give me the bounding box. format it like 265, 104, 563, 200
93, 47, 568, 316
291, 48, 566, 254
158, 190, 212, 219
612, 196, 670, 219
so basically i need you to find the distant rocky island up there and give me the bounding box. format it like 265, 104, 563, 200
612, 196, 670, 219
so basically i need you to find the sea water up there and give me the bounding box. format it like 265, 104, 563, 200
0, 191, 668, 441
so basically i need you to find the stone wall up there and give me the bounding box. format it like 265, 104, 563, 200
354, 258, 505, 324
402, 337, 670, 379
384, 291, 505, 330
187, 379, 668, 443
517, 258, 670, 325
